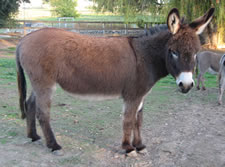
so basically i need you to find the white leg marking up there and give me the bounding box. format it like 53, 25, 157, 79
137, 101, 143, 112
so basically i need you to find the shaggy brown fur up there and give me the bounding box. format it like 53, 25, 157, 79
16, 8, 214, 153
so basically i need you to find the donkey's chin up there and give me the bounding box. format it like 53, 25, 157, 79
178, 87, 192, 94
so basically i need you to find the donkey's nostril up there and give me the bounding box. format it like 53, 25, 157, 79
191, 82, 194, 87
179, 82, 183, 87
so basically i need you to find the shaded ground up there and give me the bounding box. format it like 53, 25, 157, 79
0, 38, 225, 167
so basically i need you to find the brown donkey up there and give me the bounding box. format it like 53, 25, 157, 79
16, 8, 214, 154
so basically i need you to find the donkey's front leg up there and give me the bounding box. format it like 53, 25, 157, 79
218, 83, 224, 105
122, 99, 142, 154
36, 89, 61, 151
132, 105, 146, 152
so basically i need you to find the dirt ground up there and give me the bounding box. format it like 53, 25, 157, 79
0, 37, 225, 167
1, 81, 225, 167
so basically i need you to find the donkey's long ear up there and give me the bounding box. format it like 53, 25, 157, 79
167, 8, 180, 34
189, 8, 215, 35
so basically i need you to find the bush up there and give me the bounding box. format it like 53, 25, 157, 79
50, 0, 79, 18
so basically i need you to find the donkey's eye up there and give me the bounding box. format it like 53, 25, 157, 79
170, 50, 178, 60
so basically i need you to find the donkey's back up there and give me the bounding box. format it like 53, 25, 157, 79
17, 28, 137, 97
196, 51, 223, 90
197, 51, 222, 72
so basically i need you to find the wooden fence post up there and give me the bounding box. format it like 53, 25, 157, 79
102, 23, 105, 34
125, 24, 127, 35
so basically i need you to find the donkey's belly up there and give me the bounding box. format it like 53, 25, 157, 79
57, 77, 124, 100
66, 92, 121, 101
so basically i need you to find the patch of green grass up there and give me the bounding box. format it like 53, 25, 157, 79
0, 138, 8, 144
0, 47, 16, 56
38, 14, 124, 22
0, 58, 17, 83
0, 47, 16, 52
203, 72, 218, 88
4, 112, 19, 119
7, 131, 17, 137
0, 58, 16, 68
36, 14, 163, 22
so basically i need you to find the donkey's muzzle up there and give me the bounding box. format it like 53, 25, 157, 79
176, 72, 194, 94
178, 81, 194, 93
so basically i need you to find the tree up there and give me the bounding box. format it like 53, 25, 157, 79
167, 0, 224, 47
0, 0, 30, 27
90, 0, 224, 46
48, 0, 79, 18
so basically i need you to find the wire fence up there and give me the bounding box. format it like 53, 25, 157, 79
0, 19, 165, 37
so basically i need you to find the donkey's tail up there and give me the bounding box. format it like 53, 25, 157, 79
16, 46, 27, 119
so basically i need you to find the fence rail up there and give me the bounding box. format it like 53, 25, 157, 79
1, 20, 165, 36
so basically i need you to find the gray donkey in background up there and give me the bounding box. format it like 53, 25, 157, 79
218, 54, 225, 105
196, 51, 223, 90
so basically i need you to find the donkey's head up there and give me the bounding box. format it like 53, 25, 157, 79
166, 8, 214, 93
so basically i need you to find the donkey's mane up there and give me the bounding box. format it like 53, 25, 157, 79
127, 24, 168, 39
145, 24, 168, 36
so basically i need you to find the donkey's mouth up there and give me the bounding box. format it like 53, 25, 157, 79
178, 81, 194, 94
179, 87, 191, 94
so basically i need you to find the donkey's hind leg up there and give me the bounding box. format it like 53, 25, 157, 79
196, 74, 201, 90
122, 99, 142, 154
197, 73, 206, 90
132, 102, 146, 152
35, 86, 61, 151
26, 91, 40, 142
201, 75, 206, 90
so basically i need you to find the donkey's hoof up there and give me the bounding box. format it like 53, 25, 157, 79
52, 149, 64, 156
31, 135, 41, 142
122, 143, 135, 154
135, 144, 146, 152
202, 87, 206, 91
48, 143, 62, 152
126, 150, 138, 157
138, 148, 148, 155
28, 133, 41, 142
196, 86, 200, 90
218, 101, 222, 105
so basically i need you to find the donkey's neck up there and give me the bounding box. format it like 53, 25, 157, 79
132, 31, 171, 85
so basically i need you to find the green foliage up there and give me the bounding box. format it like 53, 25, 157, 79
49, 0, 79, 18
0, 0, 30, 27
166, 0, 224, 43
90, 0, 164, 22
90, 0, 224, 42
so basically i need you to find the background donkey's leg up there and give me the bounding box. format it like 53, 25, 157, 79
196, 74, 201, 90
218, 87, 224, 105
26, 91, 40, 141
201, 74, 206, 90
218, 78, 225, 105
122, 99, 142, 154
35, 87, 61, 151
198, 73, 206, 90
132, 100, 146, 152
